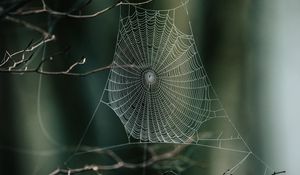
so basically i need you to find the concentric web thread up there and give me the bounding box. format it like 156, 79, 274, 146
70, 2, 278, 175
102, 5, 228, 143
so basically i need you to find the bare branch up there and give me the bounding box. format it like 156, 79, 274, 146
3, 35, 55, 59
0, 0, 153, 76
49, 144, 188, 175
10, 0, 153, 19
0, 36, 55, 74
4, 15, 50, 37
0, 58, 136, 76
1, 6, 55, 74
272, 171, 286, 175
0, 0, 33, 19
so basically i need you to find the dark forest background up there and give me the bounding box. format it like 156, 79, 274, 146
0, 0, 299, 175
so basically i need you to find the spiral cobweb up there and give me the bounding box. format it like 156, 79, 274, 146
72, 3, 277, 175
102, 5, 227, 143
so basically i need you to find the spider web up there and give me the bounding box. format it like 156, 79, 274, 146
103, 10, 218, 143
66, 1, 276, 175
0, 0, 283, 175
101, 3, 243, 147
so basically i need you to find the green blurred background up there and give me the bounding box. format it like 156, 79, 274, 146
0, 0, 299, 174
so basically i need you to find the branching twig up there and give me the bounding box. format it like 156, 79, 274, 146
0, 54, 136, 76
1, 4, 54, 73
1, 12, 54, 71
0, 36, 55, 73
10, 0, 153, 19
0, 0, 153, 76
49, 144, 188, 175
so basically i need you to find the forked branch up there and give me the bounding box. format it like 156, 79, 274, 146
49, 144, 188, 175
1, 0, 153, 76
10, 0, 153, 18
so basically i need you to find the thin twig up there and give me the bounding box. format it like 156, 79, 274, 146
3, 35, 55, 59
0, 0, 33, 19
2, 7, 54, 72
0, 36, 55, 73
1, 0, 153, 76
272, 171, 286, 175
4, 15, 50, 37
10, 0, 153, 19
0, 62, 136, 77
49, 144, 188, 175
